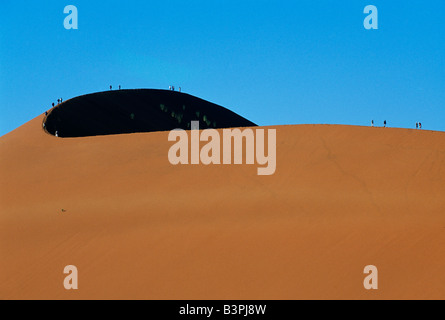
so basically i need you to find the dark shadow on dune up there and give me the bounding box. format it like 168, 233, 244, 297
44, 89, 256, 137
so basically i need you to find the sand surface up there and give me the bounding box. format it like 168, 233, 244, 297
1, 116, 444, 299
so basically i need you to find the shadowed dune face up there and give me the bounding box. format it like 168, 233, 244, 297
1, 115, 445, 299
44, 89, 256, 137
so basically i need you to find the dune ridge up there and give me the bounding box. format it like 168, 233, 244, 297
44, 89, 256, 137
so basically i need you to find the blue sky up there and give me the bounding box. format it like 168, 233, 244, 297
1, 0, 444, 136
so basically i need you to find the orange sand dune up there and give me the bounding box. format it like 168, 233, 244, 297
1, 116, 444, 299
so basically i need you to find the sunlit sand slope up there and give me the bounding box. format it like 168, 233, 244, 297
1, 116, 444, 299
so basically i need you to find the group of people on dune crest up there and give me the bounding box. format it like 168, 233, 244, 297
169, 85, 181, 92
371, 119, 423, 129
371, 120, 387, 127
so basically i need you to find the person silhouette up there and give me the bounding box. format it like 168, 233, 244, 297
419, 122, 422, 129
110, 85, 112, 90
371, 120, 374, 127
416, 122, 418, 129
384, 120, 387, 127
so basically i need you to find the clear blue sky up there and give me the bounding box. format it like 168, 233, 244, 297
1, 0, 444, 136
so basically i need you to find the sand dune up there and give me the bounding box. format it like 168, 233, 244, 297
44, 89, 256, 137
1, 114, 445, 299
